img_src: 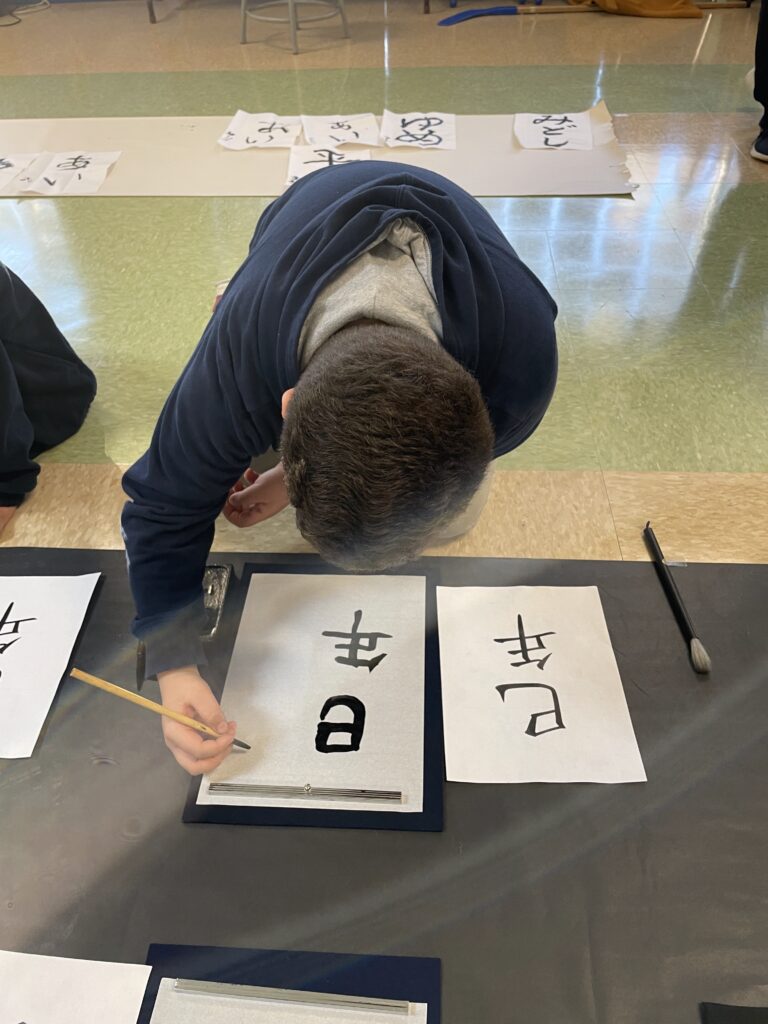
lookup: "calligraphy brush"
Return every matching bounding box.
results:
[643,522,711,675]
[70,667,251,749]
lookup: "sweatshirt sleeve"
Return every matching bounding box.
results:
[121,308,278,677]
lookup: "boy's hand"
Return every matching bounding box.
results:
[157,666,236,775]
[223,464,290,528]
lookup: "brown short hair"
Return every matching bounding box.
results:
[281,322,494,571]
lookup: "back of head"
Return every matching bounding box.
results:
[281,322,494,571]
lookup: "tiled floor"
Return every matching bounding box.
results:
[1,0,766,562]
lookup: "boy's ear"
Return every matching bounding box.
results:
[281,388,295,419]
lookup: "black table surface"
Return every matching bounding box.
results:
[1,548,767,1024]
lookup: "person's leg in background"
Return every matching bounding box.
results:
[752,0,768,160]
[0,263,97,535]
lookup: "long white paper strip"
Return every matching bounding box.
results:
[150,976,428,1023]
[300,113,380,147]
[380,110,456,150]
[0,106,633,197]
[0,949,151,1024]
[21,151,121,195]
[218,110,301,149]
[286,145,371,187]
[198,573,426,812]
[514,111,593,151]
[436,586,646,784]
[0,573,100,758]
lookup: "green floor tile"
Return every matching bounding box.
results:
[0,64,758,121]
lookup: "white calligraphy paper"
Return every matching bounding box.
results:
[0,153,39,191]
[380,110,456,150]
[436,586,646,784]
[218,110,301,149]
[286,146,371,187]
[198,573,425,812]
[150,977,429,1024]
[514,112,593,150]
[0,573,100,758]
[300,113,380,147]
[0,949,150,1024]
[21,151,121,195]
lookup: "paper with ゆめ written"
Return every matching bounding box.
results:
[150,977,429,1024]
[514,111,593,150]
[380,110,456,149]
[285,146,371,187]
[0,949,151,1024]
[436,586,646,784]
[0,573,100,758]
[21,151,121,194]
[198,573,425,812]
[0,153,40,191]
[300,113,380,147]
[218,110,301,149]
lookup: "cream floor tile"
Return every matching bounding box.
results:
[0,464,127,550]
[424,470,622,561]
[604,471,768,563]
[0,0,759,74]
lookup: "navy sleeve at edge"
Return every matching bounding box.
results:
[121,308,275,677]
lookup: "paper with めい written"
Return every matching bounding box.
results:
[218,110,301,149]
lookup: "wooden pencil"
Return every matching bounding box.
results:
[70,667,250,750]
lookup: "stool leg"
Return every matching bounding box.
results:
[240,0,248,43]
[146,0,157,23]
[288,0,299,53]
[337,0,350,37]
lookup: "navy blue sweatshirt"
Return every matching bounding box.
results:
[122,162,558,675]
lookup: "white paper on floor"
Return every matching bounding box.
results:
[0,105,634,197]
[300,113,380,147]
[150,977,429,1024]
[436,586,646,784]
[198,573,426,812]
[380,110,457,150]
[514,111,593,150]
[21,151,121,195]
[0,153,40,192]
[0,573,100,758]
[286,145,371,186]
[0,949,151,1024]
[218,110,301,149]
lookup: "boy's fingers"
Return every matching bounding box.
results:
[168,744,232,776]
[162,719,234,760]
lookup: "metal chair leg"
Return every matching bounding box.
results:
[240,0,248,43]
[337,0,350,37]
[146,0,157,23]
[289,0,299,52]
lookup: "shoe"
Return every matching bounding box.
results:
[751,130,768,162]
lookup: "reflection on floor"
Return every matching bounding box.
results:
[1,3,766,562]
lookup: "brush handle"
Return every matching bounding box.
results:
[70,668,250,750]
[643,523,697,642]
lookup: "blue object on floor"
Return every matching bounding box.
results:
[439,5,519,23]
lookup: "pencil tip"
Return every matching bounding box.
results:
[233,739,251,750]
[690,637,711,675]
